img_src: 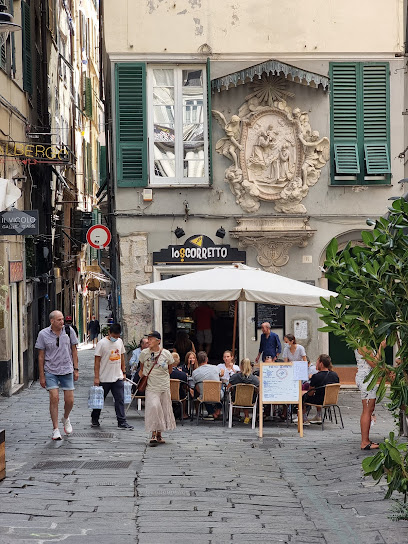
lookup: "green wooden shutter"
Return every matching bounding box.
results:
[364,143,390,174]
[22,1,32,95]
[207,57,212,185]
[115,63,147,187]
[330,63,359,174]
[9,0,15,77]
[87,142,93,193]
[0,43,6,71]
[99,144,107,183]
[334,143,360,173]
[85,77,93,118]
[362,64,390,173]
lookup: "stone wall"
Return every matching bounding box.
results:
[119,232,153,345]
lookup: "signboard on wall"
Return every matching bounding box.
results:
[9,261,23,283]
[0,142,70,164]
[153,235,246,265]
[255,303,285,329]
[0,210,39,235]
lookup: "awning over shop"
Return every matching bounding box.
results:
[211,59,329,93]
[136,263,337,308]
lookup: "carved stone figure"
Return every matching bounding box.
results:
[212,75,329,214]
[212,112,242,170]
[298,130,330,188]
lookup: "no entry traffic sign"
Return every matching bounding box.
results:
[86,224,111,249]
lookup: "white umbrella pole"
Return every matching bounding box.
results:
[231,300,238,358]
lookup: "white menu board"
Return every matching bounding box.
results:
[261,363,300,403]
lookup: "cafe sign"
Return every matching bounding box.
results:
[0,210,39,235]
[153,235,246,265]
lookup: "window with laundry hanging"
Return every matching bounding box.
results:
[330,62,391,185]
[114,62,212,188]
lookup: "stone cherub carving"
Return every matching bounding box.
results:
[212,112,242,170]
[299,130,330,187]
[212,75,329,214]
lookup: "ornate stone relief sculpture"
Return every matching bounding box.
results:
[212,75,329,214]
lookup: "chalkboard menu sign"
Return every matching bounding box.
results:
[255,303,285,329]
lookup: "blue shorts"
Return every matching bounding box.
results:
[45,371,75,391]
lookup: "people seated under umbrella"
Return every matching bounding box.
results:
[229,358,259,424]
[217,350,240,384]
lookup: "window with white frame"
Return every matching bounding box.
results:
[148,66,208,185]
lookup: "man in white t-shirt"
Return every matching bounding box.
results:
[91,323,134,430]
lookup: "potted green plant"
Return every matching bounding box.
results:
[317,197,408,515]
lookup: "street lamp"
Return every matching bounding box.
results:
[0,4,21,46]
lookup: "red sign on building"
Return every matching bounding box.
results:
[9,261,23,283]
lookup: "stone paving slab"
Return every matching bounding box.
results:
[0,345,407,543]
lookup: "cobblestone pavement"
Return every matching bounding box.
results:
[0,345,407,544]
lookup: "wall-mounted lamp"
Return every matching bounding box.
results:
[0,4,21,46]
[398,178,408,184]
[215,226,226,239]
[174,226,185,239]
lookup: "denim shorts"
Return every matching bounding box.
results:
[45,371,75,391]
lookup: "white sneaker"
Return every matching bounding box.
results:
[61,417,73,435]
[309,415,322,424]
[52,428,62,440]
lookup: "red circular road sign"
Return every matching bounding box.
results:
[86,224,111,249]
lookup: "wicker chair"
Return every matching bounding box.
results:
[195,380,224,425]
[305,383,344,430]
[170,379,189,425]
[228,384,258,429]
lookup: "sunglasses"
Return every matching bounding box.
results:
[56,337,59,347]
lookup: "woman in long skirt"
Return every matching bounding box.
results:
[139,331,176,446]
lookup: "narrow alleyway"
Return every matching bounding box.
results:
[0,345,407,544]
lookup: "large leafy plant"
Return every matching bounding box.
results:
[317,197,408,508]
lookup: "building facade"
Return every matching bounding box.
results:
[103,0,406,364]
[0,0,103,395]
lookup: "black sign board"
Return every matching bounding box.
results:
[255,303,285,329]
[0,210,39,235]
[153,235,246,265]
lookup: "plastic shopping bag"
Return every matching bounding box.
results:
[123,380,132,404]
[88,385,104,410]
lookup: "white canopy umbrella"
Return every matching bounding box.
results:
[136,263,337,307]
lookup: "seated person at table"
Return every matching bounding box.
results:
[191,351,222,420]
[129,337,149,381]
[229,358,259,424]
[302,354,339,425]
[182,350,198,376]
[282,334,307,362]
[170,353,188,381]
[217,350,240,383]
[302,356,318,391]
